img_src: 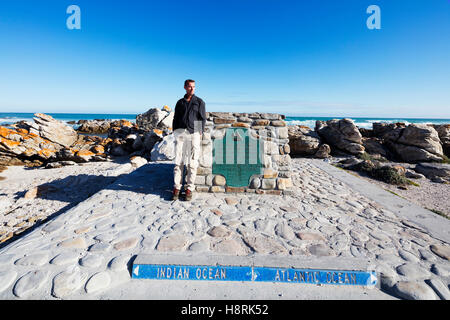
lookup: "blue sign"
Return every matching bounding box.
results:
[132,263,377,287]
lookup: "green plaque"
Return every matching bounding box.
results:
[212,128,263,187]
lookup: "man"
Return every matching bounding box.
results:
[172,79,206,201]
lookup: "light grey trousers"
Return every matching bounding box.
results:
[173,129,201,191]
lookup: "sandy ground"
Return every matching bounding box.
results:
[0,158,134,245]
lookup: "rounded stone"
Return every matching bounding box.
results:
[80,254,103,268]
[396,263,431,279]
[85,271,111,294]
[113,237,139,251]
[296,232,326,242]
[430,244,450,260]
[249,177,261,189]
[50,252,81,266]
[188,240,210,252]
[0,270,17,293]
[13,270,49,298]
[308,244,334,257]
[207,226,231,238]
[14,253,48,267]
[211,239,248,255]
[58,237,87,249]
[108,255,131,271]
[52,267,88,298]
[394,281,438,300]
[156,234,189,252]
[213,175,226,186]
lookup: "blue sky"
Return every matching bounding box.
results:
[0,0,449,117]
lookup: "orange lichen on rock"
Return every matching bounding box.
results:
[0,137,21,148]
[0,126,13,138]
[163,105,172,112]
[120,120,133,127]
[76,150,95,157]
[153,129,163,136]
[38,149,54,158]
[91,145,105,154]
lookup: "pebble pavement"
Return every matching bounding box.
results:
[0,158,449,300]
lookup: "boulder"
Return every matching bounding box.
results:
[136,107,174,131]
[413,163,450,183]
[150,134,175,161]
[315,119,365,155]
[433,124,450,157]
[372,122,406,138]
[287,126,321,156]
[77,120,112,134]
[383,124,444,163]
[29,113,78,148]
[362,137,390,158]
[314,144,331,158]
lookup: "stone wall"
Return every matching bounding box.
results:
[194,112,293,195]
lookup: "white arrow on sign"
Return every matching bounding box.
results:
[133,266,139,276]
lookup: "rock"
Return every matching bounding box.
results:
[433,124,450,156]
[362,137,389,157]
[211,239,248,255]
[156,234,189,251]
[77,120,112,134]
[85,271,111,294]
[50,252,81,266]
[250,177,261,189]
[288,126,321,156]
[314,144,331,158]
[52,267,88,298]
[30,113,78,147]
[308,244,335,257]
[113,237,139,251]
[136,107,174,131]
[372,122,406,138]
[383,124,444,162]
[396,263,431,279]
[130,156,147,168]
[188,240,210,252]
[0,270,17,293]
[393,281,438,300]
[58,237,87,249]
[213,175,226,186]
[14,253,48,266]
[274,222,295,240]
[150,134,175,161]
[315,119,365,155]
[207,226,231,238]
[414,163,450,183]
[13,270,49,298]
[425,278,450,300]
[430,244,450,260]
[296,232,326,242]
[108,255,131,271]
[243,235,288,254]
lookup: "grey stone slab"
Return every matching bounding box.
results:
[0,270,17,293]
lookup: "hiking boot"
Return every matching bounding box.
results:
[172,188,180,200]
[185,189,193,201]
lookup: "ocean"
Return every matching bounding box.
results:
[1,112,449,130]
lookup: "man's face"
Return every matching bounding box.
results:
[184,81,195,96]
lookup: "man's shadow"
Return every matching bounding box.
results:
[2,162,178,250]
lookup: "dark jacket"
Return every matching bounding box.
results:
[172,94,206,134]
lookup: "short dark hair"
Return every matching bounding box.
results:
[184,79,195,86]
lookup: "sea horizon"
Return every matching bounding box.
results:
[1,112,449,130]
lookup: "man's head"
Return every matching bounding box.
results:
[184,79,195,96]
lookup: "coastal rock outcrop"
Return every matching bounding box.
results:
[433,124,450,157]
[382,124,444,163]
[0,114,109,166]
[136,106,174,131]
[315,118,365,155]
[287,125,321,156]
[150,134,175,161]
[19,113,78,148]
